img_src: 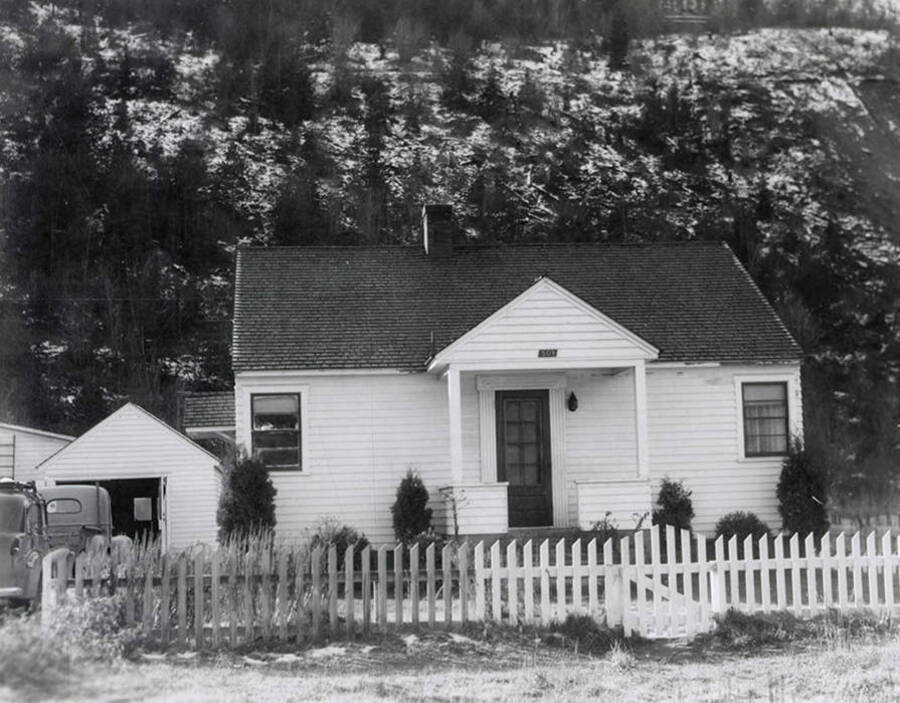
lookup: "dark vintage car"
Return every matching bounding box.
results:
[0,479,49,609]
[41,485,113,555]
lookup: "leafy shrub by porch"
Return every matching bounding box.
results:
[307,516,370,569]
[391,469,433,542]
[715,512,771,557]
[217,455,277,540]
[715,512,771,543]
[777,441,829,536]
[651,478,694,532]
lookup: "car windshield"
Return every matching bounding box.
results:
[0,495,25,532]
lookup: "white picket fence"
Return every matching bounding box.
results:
[42,526,900,646]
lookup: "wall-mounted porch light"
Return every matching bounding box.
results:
[567,392,578,412]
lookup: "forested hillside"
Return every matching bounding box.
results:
[0,0,898,511]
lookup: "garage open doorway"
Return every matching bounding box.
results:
[58,478,163,543]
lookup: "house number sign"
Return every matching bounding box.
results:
[538,349,558,358]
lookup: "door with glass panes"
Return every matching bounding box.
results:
[496,390,553,527]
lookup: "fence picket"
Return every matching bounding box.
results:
[177,555,188,647]
[426,543,436,626]
[850,533,863,610]
[727,536,739,612]
[635,531,648,636]
[666,526,677,632]
[571,539,582,615]
[294,548,306,644]
[759,536,771,613]
[160,555,171,647]
[260,548,272,641]
[696,533,709,631]
[506,542,518,625]
[273,549,285,641]
[587,538,598,618]
[459,543,469,624]
[712,536,726,616]
[620,534,632,636]
[539,540,551,627]
[345,546,355,638]
[394,544,404,628]
[443,545,452,627]
[311,547,322,640]
[522,540,533,624]
[883,532,894,613]
[211,551,221,648]
[410,543,420,626]
[821,533,832,611]
[774,534,786,611]
[743,535,755,614]
[805,534,818,616]
[75,553,86,600]
[243,548,255,645]
[650,527,664,635]
[194,550,205,648]
[124,555,135,626]
[491,541,502,623]
[682,530,695,634]
[377,546,388,630]
[866,532,878,608]
[789,534,802,614]
[555,540,567,624]
[474,542,485,622]
[836,533,848,612]
[328,545,338,634]
[143,554,155,637]
[361,546,371,634]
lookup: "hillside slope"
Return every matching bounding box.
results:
[0,4,897,506]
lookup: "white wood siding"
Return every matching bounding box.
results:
[564,370,638,525]
[236,373,453,544]
[39,405,221,549]
[433,279,656,367]
[0,429,71,484]
[576,479,652,530]
[646,364,802,534]
[436,483,508,535]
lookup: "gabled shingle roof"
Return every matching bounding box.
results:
[233,242,801,372]
[181,392,235,429]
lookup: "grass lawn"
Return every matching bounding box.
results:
[5,616,900,703]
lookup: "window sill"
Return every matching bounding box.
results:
[736,454,788,463]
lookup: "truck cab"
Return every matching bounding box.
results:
[0,479,49,609]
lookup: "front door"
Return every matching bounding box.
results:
[496,390,553,527]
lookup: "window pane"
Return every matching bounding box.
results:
[253,395,299,430]
[743,383,788,456]
[743,384,786,403]
[258,448,299,467]
[252,394,301,469]
[253,430,300,449]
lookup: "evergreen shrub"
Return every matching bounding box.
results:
[217,455,277,540]
[391,469,433,542]
[777,440,829,536]
[652,478,694,532]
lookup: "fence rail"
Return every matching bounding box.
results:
[42,526,900,647]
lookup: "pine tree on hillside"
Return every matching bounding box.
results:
[607,2,630,70]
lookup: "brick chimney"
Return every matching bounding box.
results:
[422,204,455,258]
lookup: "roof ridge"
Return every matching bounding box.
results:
[238,240,725,252]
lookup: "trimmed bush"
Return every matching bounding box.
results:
[217,455,277,540]
[715,511,772,542]
[652,478,694,531]
[777,440,829,536]
[308,516,370,560]
[391,469,433,542]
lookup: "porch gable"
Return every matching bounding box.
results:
[428,277,659,373]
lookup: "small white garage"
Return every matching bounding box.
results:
[37,403,223,550]
[0,422,73,484]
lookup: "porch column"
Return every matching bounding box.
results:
[447,366,464,484]
[633,361,650,478]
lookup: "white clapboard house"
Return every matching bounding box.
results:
[184,206,803,544]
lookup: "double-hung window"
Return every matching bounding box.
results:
[252,394,301,470]
[741,382,789,457]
